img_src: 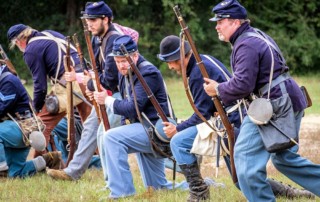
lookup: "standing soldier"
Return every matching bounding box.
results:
[204,0,320,200]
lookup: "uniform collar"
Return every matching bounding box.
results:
[229,21,250,45]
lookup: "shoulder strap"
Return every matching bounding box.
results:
[99,30,120,63]
[235,30,287,99]
[203,55,230,81]
[28,31,76,83]
[138,60,175,120]
[237,30,286,66]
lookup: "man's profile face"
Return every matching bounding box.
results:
[167,60,182,75]
[215,18,238,42]
[85,18,107,37]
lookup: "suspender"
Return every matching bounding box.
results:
[235,29,291,97]
[28,31,76,83]
[138,61,175,120]
[99,30,119,63]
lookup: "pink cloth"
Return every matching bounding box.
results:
[113,23,139,44]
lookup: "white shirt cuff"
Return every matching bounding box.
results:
[105,96,115,113]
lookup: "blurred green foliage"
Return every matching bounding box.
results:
[1,0,320,81]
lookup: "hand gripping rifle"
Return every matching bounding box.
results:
[64,36,76,166]
[72,33,100,122]
[173,5,238,184]
[119,45,176,140]
[81,18,110,131]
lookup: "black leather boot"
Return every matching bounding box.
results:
[180,162,210,202]
[268,178,315,199]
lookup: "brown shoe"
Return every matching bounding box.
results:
[0,170,8,178]
[42,151,63,169]
[46,169,73,181]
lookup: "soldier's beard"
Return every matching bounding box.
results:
[218,33,226,42]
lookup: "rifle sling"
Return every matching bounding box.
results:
[179,34,218,132]
[127,61,174,160]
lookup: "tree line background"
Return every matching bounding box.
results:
[1,0,320,81]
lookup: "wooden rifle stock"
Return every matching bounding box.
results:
[0,45,17,76]
[65,37,76,166]
[72,33,89,71]
[72,33,101,123]
[119,45,168,122]
[81,18,110,131]
[173,5,238,184]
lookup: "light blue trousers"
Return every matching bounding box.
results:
[170,125,198,165]
[103,123,174,198]
[64,92,122,180]
[235,111,320,202]
[97,92,122,185]
[0,120,37,178]
[50,117,101,169]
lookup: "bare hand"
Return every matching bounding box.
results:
[203,78,219,97]
[93,90,108,105]
[82,70,91,86]
[64,66,76,82]
[162,122,177,138]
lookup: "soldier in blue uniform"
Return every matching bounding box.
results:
[0,64,62,178]
[7,24,92,157]
[47,1,122,185]
[159,35,314,201]
[204,0,320,201]
[97,35,175,199]
[158,35,240,201]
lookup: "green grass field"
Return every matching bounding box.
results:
[1,76,319,201]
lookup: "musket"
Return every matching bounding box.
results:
[64,36,76,166]
[0,45,17,76]
[72,33,101,123]
[81,18,110,131]
[49,77,93,107]
[72,33,89,71]
[173,5,238,184]
[120,45,177,186]
[120,45,169,123]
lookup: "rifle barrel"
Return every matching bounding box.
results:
[81,18,110,131]
[173,5,238,184]
[120,45,169,123]
[65,36,76,166]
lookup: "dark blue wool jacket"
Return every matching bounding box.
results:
[177,54,240,132]
[0,66,30,119]
[89,24,120,93]
[23,30,80,112]
[218,22,306,112]
[114,56,170,125]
